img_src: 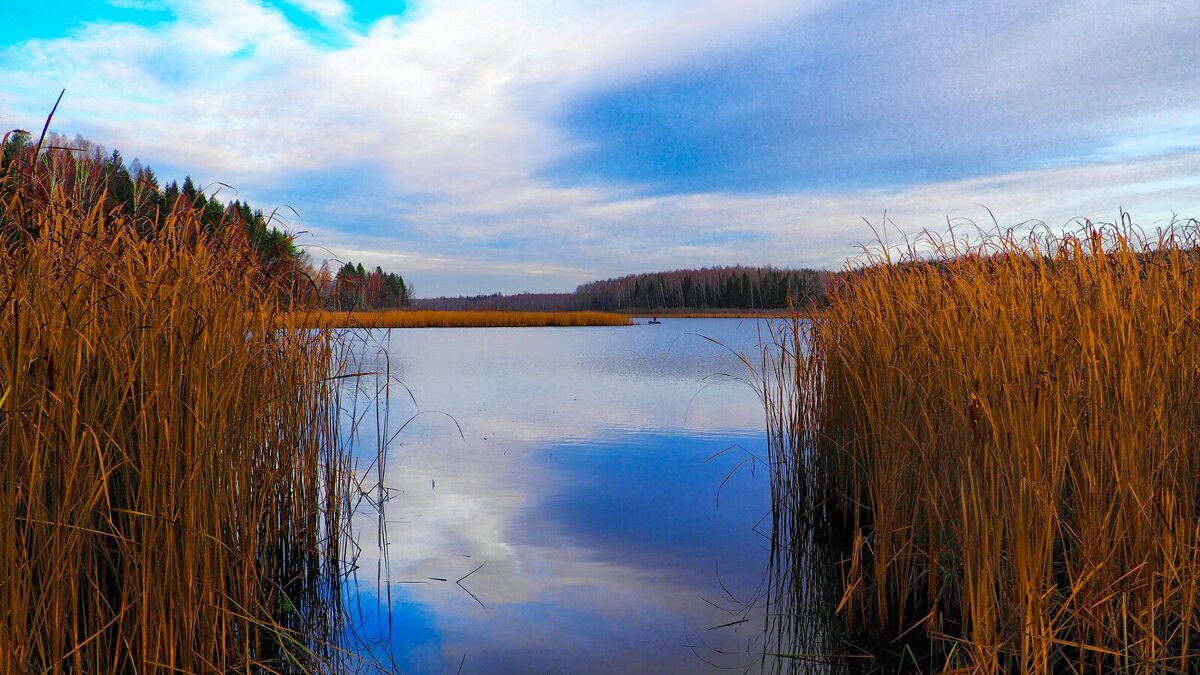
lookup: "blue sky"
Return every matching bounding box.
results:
[3,1,1199,295]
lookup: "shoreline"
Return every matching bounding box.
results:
[287,309,633,328]
[620,308,821,319]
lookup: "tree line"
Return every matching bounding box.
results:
[411,292,574,311]
[575,265,831,311]
[319,261,412,309]
[416,266,835,311]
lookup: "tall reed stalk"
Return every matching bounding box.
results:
[1,135,351,671]
[768,219,1200,673]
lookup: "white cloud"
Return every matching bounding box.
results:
[2,1,827,196]
[2,0,1199,296]
[288,0,350,23]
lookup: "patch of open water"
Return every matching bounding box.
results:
[338,318,822,673]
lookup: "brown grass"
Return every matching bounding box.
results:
[1,138,349,671]
[292,309,633,328]
[767,220,1200,673]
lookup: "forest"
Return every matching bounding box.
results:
[410,292,575,311]
[325,261,412,309]
[574,266,832,311]
[414,266,833,311]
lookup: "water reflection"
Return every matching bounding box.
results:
[338,319,845,673]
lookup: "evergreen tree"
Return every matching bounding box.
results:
[163,180,181,209]
[181,176,198,203]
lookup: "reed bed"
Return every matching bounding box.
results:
[294,309,632,328]
[767,219,1200,673]
[1,138,350,671]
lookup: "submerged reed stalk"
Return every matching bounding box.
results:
[757,316,868,674]
[770,219,1200,673]
[1,137,348,671]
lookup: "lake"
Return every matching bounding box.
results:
[337,318,833,673]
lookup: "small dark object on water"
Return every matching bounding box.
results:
[648,317,661,324]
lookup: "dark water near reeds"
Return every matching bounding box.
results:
[338,319,846,673]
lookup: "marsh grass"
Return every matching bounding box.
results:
[1,134,352,671]
[767,218,1200,672]
[295,309,632,328]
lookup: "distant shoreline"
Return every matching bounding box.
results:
[618,308,807,319]
[284,307,825,326]
[286,309,633,328]
[283,307,823,328]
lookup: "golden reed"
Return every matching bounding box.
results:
[1,138,348,671]
[771,219,1200,673]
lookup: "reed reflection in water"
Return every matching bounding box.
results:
[758,319,874,675]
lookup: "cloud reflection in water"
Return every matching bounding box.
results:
[342,320,780,673]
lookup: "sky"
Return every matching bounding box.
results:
[2,1,1199,296]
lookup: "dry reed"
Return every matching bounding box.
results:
[768,218,1200,673]
[1,136,350,671]
[293,309,632,328]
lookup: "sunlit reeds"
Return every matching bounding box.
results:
[767,218,1200,672]
[293,309,633,328]
[1,137,349,671]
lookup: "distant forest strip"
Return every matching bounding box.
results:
[290,309,633,328]
[414,266,836,311]
[410,292,575,311]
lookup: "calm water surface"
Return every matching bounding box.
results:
[341,319,788,673]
